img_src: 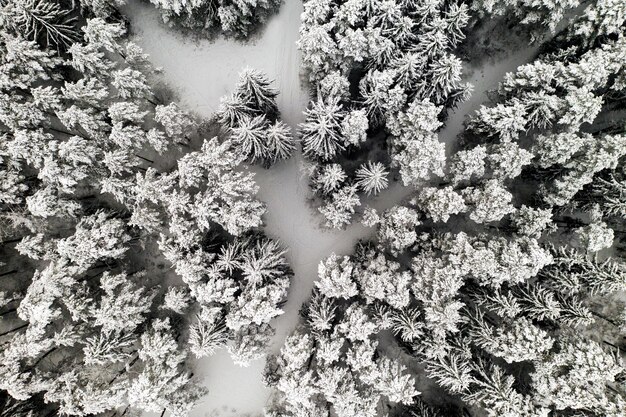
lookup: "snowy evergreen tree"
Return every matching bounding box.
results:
[300,96,346,161]
[462,180,515,224]
[316,253,358,300]
[318,184,361,228]
[376,206,421,254]
[0,0,79,49]
[416,186,467,223]
[531,336,624,414]
[218,68,295,167]
[355,161,389,195]
[510,205,553,238]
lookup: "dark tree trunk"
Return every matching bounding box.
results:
[0,322,27,337]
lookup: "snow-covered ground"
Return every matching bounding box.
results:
[123,1,538,415]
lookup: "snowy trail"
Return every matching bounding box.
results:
[123,2,537,415]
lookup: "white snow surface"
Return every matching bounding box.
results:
[123,1,537,415]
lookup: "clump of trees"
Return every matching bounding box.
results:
[0,2,293,415]
[269,2,626,416]
[271,209,626,416]
[107,138,293,366]
[1,211,206,416]
[2,0,626,416]
[472,0,625,38]
[264,289,420,417]
[72,0,283,38]
[297,0,472,228]
[470,0,581,33]
[141,0,282,38]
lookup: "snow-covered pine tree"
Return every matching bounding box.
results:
[0,0,79,49]
[300,95,346,161]
[218,68,295,166]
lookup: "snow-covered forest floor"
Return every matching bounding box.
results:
[122,1,540,415]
